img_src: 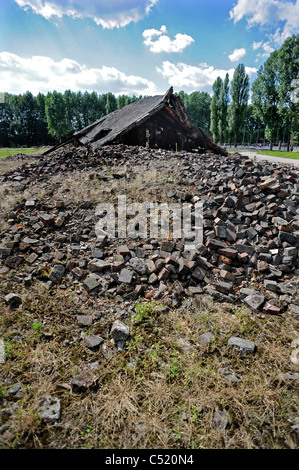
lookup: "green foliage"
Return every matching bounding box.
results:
[209,73,230,144]
[177,90,211,132]
[31,322,42,331]
[219,73,230,142]
[0,91,50,147]
[252,51,281,149]
[45,90,70,142]
[4,340,15,358]
[277,35,299,109]
[165,353,184,383]
[277,34,299,147]
[242,105,264,145]
[251,34,299,147]
[210,76,223,142]
[80,425,95,444]
[190,405,202,424]
[228,64,250,146]
[0,384,8,399]
[105,92,117,115]
[0,90,143,147]
[132,299,154,324]
[186,91,211,131]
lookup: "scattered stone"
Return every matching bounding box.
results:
[27,253,39,264]
[243,293,265,311]
[219,367,241,384]
[84,335,104,351]
[158,267,170,281]
[83,274,102,292]
[25,199,36,209]
[149,273,158,284]
[0,247,12,257]
[77,315,93,326]
[38,396,61,423]
[0,338,5,364]
[90,250,104,259]
[177,337,193,351]
[129,257,149,275]
[228,336,257,355]
[215,281,233,295]
[4,293,22,308]
[117,245,130,257]
[284,247,297,257]
[220,269,235,281]
[22,236,39,246]
[281,371,299,383]
[197,332,215,347]
[192,266,206,281]
[118,268,133,284]
[212,410,229,429]
[49,265,65,283]
[1,144,299,423]
[264,280,278,292]
[88,259,111,272]
[218,248,237,259]
[260,177,277,189]
[40,213,55,226]
[110,320,130,350]
[263,303,281,314]
[290,349,299,365]
[71,369,98,393]
[289,304,299,317]
[279,284,296,295]
[7,383,22,398]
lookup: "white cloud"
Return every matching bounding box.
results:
[156,61,257,93]
[252,41,262,50]
[14,0,158,28]
[260,42,275,56]
[252,40,276,60]
[142,25,194,53]
[229,0,299,45]
[0,52,157,96]
[228,48,247,62]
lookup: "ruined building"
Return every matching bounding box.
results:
[44,87,227,156]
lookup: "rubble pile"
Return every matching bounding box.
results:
[1,144,299,317]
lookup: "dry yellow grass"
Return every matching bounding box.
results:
[0,158,299,450]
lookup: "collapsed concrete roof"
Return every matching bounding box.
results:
[44,87,227,156]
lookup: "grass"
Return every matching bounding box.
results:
[0,282,298,449]
[0,147,44,159]
[227,149,299,159]
[256,150,299,159]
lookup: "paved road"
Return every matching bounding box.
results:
[238,151,299,167]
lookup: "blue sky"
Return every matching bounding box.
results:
[0,0,298,97]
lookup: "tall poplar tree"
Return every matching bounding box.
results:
[251,51,280,150]
[210,76,222,143]
[276,34,299,150]
[218,73,230,143]
[45,91,70,143]
[228,64,249,147]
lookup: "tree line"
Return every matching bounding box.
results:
[0,90,142,147]
[0,34,297,150]
[0,86,212,148]
[207,34,298,149]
